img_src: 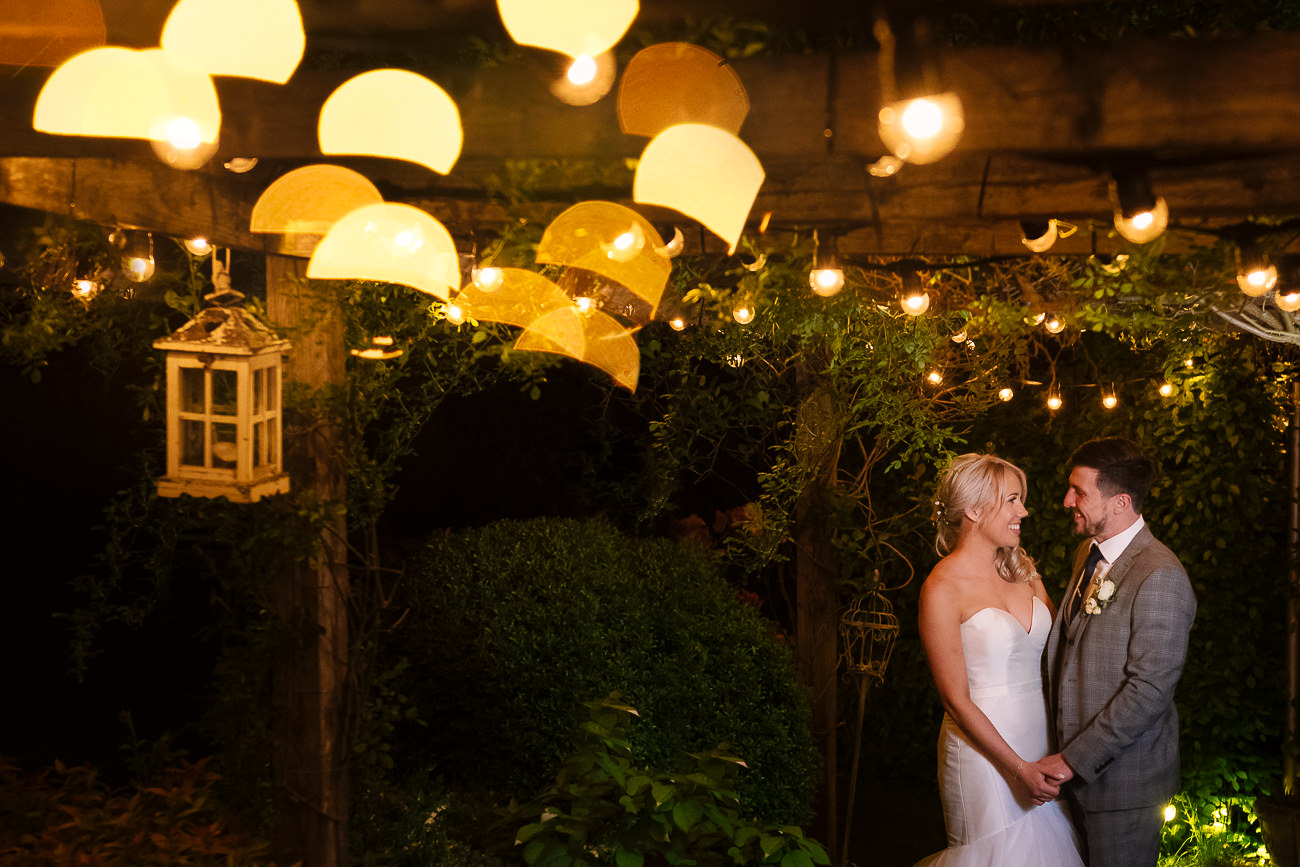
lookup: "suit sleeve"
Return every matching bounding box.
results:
[1060,556,1197,783]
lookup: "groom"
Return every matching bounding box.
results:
[1042,437,1197,867]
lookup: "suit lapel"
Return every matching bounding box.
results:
[1066,526,1154,639]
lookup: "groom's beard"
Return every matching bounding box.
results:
[1070,509,1108,538]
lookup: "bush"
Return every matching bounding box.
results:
[0,756,276,865]
[387,517,817,826]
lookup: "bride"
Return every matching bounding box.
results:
[914,454,1083,866]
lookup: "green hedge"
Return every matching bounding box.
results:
[387,517,818,825]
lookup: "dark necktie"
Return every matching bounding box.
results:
[1068,543,1104,622]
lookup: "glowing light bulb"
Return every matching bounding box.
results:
[167,116,202,151]
[669,316,686,331]
[184,236,213,256]
[1164,804,1176,823]
[732,303,755,325]
[901,291,930,316]
[1237,265,1278,296]
[868,155,903,177]
[810,268,845,297]
[1044,316,1065,334]
[567,54,597,86]
[1159,382,1174,397]
[926,369,943,385]
[951,330,967,343]
[1046,391,1063,411]
[124,255,156,282]
[726,353,744,367]
[473,266,503,291]
[444,303,465,325]
[1276,291,1300,312]
[997,387,1014,402]
[574,296,594,314]
[72,278,100,300]
[1102,391,1118,409]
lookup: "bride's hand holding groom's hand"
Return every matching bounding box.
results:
[1015,759,1066,805]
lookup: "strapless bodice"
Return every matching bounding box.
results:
[959,597,1050,700]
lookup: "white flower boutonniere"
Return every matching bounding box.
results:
[1083,564,1116,616]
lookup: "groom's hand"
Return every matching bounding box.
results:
[1039,753,1075,786]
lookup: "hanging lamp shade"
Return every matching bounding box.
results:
[154,302,291,503]
[617,42,748,137]
[633,123,764,255]
[0,0,104,68]
[496,0,637,59]
[250,165,384,236]
[161,0,304,84]
[536,201,670,312]
[516,307,640,391]
[34,46,220,146]
[318,69,462,175]
[307,202,461,301]
[455,268,573,328]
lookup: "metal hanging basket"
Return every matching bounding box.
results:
[839,590,900,685]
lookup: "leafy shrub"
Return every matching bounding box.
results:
[504,696,829,867]
[388,517,817,826]
[0,756,277,865]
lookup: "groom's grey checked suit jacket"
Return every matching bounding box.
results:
[1044,524,1197,811]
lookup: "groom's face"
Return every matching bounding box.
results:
[1064,465,1116,538]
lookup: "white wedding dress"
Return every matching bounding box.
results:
[915,597,1084,867]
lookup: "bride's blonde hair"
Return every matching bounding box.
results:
[933,453,1039,585]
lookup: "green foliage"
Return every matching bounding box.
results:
[504,697,829,867]
[0,756,278,865]
[389,517,817,826]
[1159,795,1267,867]
[352,769,505,867]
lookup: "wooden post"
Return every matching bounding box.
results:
[265,255,350,866]
[793,372,842,858]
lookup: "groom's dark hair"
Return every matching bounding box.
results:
[1069,437,1155,513]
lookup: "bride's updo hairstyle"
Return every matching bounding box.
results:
[933,453,1039,585]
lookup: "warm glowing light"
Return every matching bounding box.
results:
[656,227,685,258]
[726,353,744,368]
[183,236,213,256]
[574,296,595,314]
[1164,804,1176,823]
[633,123,764,255]
[1102,390,1118,409]
[926,369,944,386]
[444,303,466,325]
[551,51,616,105]
[878,92,964,165]
[868,155,903,177]
[1046,393,1063,411]
[537,202,669,310]
[319,69,463,175]
[1159,382,1174,397]
[71,278,100,300]
[161,0,305,84]
[496,0,637,60]
[997,387,1014,402]
[1113,197,1169,244]
[617,42,748,138]
[473,266,504,292]
[732,302,755,325]
[567,54,597,85]
[124,255,156,282]
[516,306,642,391]
[250,164,384,238]
[810,268,845,297]
[901,291,930,316]
[668,315,686,331]
[1237,265,1278,296]
[1184,358,1194,368]
[307,202,460,301]
[1276,291,1300,312]
[951,330,967,343]
[1044,316,1065,334]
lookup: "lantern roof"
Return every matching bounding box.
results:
[153,306,291,356]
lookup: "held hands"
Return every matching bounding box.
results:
[1013,756,1072,805]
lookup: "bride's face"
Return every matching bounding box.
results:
[975,480,1028,549]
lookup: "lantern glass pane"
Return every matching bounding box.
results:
[266,367,278,411]
[212,368,238,416]
[253,421,264,467]
[181,367,205,413]
[212,422,237,468]
[253,367,264,414]
[181,419,205,466]
[269,416,279,463]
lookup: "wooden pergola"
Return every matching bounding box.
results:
[3,3,1299,865]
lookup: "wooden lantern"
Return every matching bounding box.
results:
[153,290,291,502]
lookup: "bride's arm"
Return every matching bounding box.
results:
[919,576,1063,805]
